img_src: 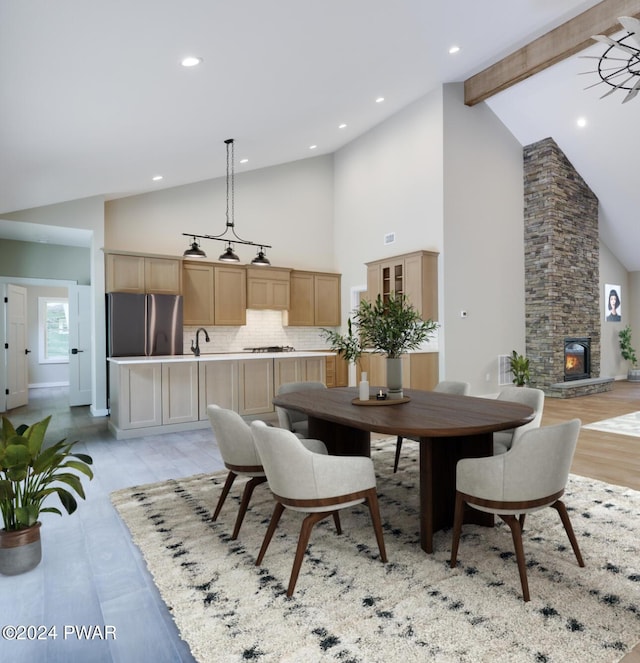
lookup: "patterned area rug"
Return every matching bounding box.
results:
[111,438,640,663]
[583,411,640,437]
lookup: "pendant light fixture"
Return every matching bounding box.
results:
[182,138,272,264]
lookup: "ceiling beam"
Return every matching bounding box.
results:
[464,0,640,106]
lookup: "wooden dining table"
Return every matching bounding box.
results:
[272,387,535,553]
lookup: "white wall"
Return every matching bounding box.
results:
[441,83,525,395]
[600,240,631,379]
[333,87,444,327]
[106,155,335,271]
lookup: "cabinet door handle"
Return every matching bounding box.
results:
[71,348,84,354]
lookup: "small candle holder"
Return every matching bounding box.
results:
[376,389,388,401]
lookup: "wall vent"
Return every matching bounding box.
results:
[498,354,513,386]
[383,232,395,245]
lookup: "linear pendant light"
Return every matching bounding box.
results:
[182,138,272,265]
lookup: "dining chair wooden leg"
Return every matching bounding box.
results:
[365,488,388,563]
[449,492,465,568]
[551,500,585,567]
[393,436,403,473]
[255,502,285,566]
[231,476,267,540]
[500,514,530,602]
[287,511,330,597]
[332,511,342,535]
[212,471,236,521]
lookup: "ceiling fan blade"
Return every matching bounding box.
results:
[592,34,639,56]
[622,76,640,103]
[618,16,640,48]
[599,74,635,98]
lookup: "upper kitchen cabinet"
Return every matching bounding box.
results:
[285,270,341,327]
[183,261,246,326]
[366,250,438,320]
[246,267,291,310]
[105,251,182,295]
[183,262,215,326]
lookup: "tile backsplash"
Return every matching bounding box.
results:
[183,309,332,354]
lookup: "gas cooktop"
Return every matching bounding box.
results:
[243,345,296,353]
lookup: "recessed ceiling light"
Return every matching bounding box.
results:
[152,175,163,181]
[339,123,347,129]
[181,56,203,67]
[239,158,248,164]
[449,45,460,54]
[577,117,587,128]
[376,97,385,103]
[309,145,318,150]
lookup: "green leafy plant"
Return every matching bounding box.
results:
[509,350,530,386]
[0,415,93,532]
[321,317,363,365]
[322,292,438,360]
[618,325,638,368]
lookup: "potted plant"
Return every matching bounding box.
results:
[0,415,93,575]
[509,350,530,386]
[618,325,640,382]
[323,293,438,399]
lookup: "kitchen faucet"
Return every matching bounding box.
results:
[191,327,210,356]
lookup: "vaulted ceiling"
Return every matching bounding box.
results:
[1,1,638,269]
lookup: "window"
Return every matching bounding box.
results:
[38,297,69,364]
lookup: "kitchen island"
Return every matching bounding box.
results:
[107,351,334,439]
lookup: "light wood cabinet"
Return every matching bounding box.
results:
[105,251,181,294]
[325,353,349,388]
[274,356,326,392]
[198,360,239,419]
[238,358,274,415]
[161,361,199,425]
[357,352,438,391]
[183,262,215,325]
[109,362,162,430]
[215,265,247,325]
[246,267,291,310]
[366,250,438,320]
[182,261,246,326]
[286,270,341,327]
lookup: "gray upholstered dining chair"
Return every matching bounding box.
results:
[207,404,327,539]
[493,386,545,454]
[275,380,327,438]
[207,404,268,540]
[393,380,471,473]
[449,418,585,602]
[250,420,388,597]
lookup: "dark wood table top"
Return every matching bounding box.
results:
[273,387,535,438]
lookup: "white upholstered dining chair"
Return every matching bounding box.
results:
[207,404,327,539]
[393,380,471,473]
[449,418,585,602]
[493,386,545,454]
[250,420,388,597]
[275,381,327,438]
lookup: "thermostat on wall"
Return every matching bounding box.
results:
[384,232,396,245]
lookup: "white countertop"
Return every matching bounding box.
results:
[108,351,336,364]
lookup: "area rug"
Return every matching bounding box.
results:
[111,438,640,663]
[583,411,640,437]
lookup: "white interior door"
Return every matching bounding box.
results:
[6,284,29,410]
[68,285,92,406]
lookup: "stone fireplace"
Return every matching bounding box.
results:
[523,138,612,398]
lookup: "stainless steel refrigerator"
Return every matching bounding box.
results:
[106,293,183,356]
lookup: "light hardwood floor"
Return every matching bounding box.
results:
[542,379,640,491]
